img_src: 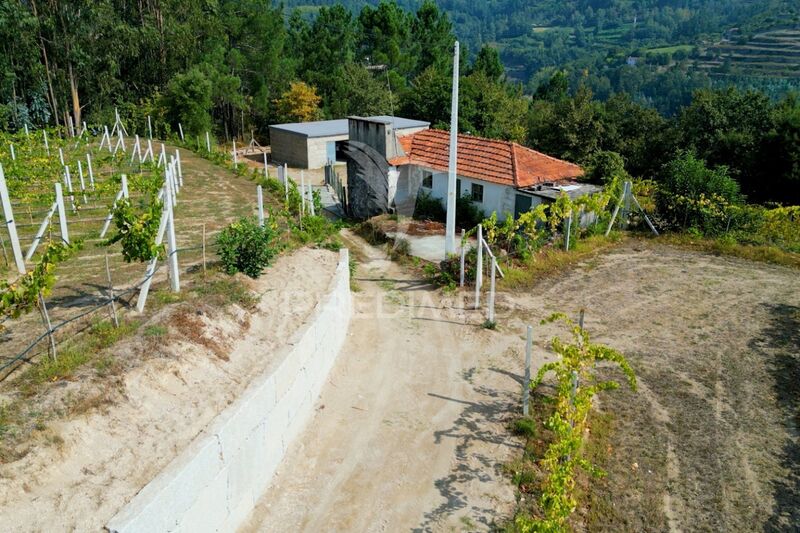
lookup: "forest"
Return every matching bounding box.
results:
[0,0,798,205]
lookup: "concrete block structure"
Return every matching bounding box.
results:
[269,115,429,169]
[107,249,353,533]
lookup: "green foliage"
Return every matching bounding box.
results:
[216,217,278,279]
[413,191,446,221]
[103,199,165,263]
[516,313,636,531]
[0,241,83,323]
[162,68,213,136]
[585,150,628,184]
[656,150,742,233]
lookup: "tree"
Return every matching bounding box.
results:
[461,71,528,142]
[411,0,455,75]
[274,81,322,123]
[328,64,398,118]
[162,68,213,136]
[471,45,504,81]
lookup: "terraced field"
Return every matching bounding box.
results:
[701,28,800,79]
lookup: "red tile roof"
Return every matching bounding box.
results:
[389,129,583,188]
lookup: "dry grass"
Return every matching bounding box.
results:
[655,233,800,268]
[499,233,627,289]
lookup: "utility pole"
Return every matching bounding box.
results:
[445,41,460,256]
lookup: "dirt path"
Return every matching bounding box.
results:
[0,248,338,532]
[242,232,528,532]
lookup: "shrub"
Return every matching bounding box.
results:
[456,194,485,229]
[656,150,742,233]
[216,217,278,278]
[414,191,446,221]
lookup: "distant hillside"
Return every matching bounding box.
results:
[284,0,800,112]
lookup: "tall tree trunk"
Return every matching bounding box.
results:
[30,0,59,127]
[68,62,81,128]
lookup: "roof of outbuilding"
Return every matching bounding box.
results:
[389,129,583,188]
[269,116,430,139]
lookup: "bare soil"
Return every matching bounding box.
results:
[499,240,800,532]
[242,230,529,532]
[0,248,338,532]
[244,238,799,532]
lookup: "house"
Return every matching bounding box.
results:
[387,128,589,221]
[269,115,429,169]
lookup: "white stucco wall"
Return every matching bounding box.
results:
[411,167,543,221]
[107,249,352,533]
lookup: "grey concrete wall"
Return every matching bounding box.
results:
[307,135,347,169]
[349,118,389,158]
[269,128,309,168]
[107,249,352,533]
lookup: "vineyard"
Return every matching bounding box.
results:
[0,125,289,378]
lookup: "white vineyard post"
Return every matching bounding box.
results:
[54,182,69,244]
[147,115,153,140]
[63,166,76,212]
[206,131,211,152]
[0,164,27,273]
[158,143,166,167]
[77,160,87,204]
[283,164,288,202]
[43,130,49,155]
[86,153,95,190]
[81,121,87,137]
[474,224,483,309]
[232,141,237,168]
[300,170,306,216]
[144,139,154,163]
[564,211,572,250]
[24,124,29,136]
[178,122,184,141]
[459,228,466,287]
[263,152,268,178]
[488,256,496,323]
[99,175,128,238]
[165,177,180,293]
[523,325,532,416]
[131,135,141,164]
[176,150,183,187]
[68,115,75,137]
[308,184,315,216]
[9,143,15,161]
[58,147,65,166]
[26,200,57,260]
[257,185,264,227]
[136,186,169,312]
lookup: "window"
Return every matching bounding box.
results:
[421,172,433,189]
[471,183,484,203]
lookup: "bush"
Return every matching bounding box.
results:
[656,150,742,233]
[456,194,485,229]
[216,217,278,278]
[413,191,446,221]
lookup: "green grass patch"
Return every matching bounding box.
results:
[647,44,693,55]
[143,324,168,337]
[192,276,259,309]
[656,233,800,268]
[500,233,626,289]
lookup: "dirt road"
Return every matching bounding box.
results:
[242,233,529,532]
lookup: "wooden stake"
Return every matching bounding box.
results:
[105,254,119,327]
[202,223,207,275]
[523,325,532,416]
[38,292,56,360]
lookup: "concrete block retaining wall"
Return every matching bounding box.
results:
[107,249,352,533]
